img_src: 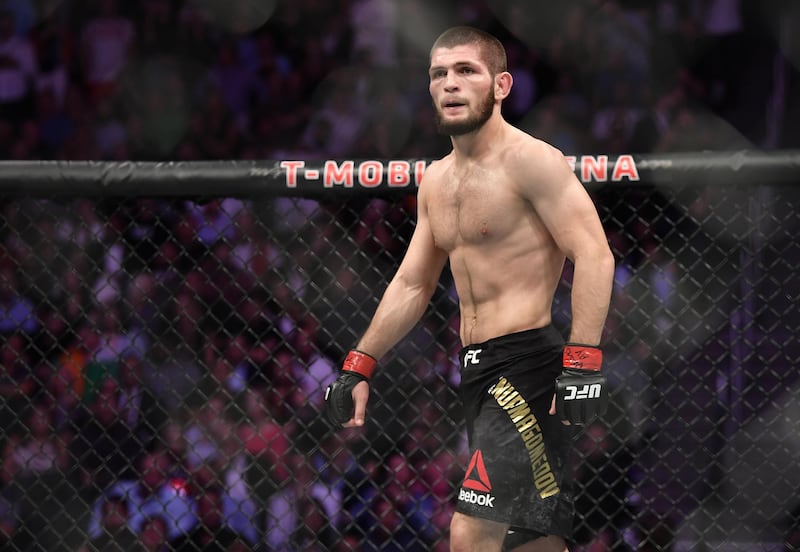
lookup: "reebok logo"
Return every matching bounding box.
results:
[459,488,495,507]
[459,450,496,508]
[463,450,491,492]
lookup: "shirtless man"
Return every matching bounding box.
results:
[325,26,615,552]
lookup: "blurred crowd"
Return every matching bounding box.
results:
[0,0,797,165]
[1,0,799,550]
[0,193,462,551]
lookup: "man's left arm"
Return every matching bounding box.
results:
[518,142,615,423]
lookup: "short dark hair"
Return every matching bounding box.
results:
[430,26,507,75]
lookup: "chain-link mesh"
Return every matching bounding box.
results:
[0,181,798,551]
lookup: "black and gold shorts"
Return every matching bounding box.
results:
[456,326,577,541]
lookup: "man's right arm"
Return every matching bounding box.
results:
[355,197,449,359]
[327,174,449,427]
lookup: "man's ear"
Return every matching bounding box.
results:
[495,71,513,100]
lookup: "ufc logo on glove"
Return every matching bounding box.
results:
[562,383,602,401]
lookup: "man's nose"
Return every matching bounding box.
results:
[443,72,459,90]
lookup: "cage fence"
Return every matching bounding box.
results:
[0,154,798,551]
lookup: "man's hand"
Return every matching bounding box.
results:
[324,350,376,427]
[552,343,608,425]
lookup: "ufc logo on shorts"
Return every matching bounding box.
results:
[463,349,482,367]
[564,383,602,400]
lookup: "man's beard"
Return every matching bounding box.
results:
[435,89,495,136]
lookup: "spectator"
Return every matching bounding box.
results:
[157,419,192,474]
[191,202,243,259]
[3,0,35,36]
[136,0,178,57]
[69,376,139,491]
[0,401,74,551]
[82,491,140,552]
[360,453,438,552]
[0,332,36,439]
[189,458,260,547]
[353,198,410,262]
[9,118,42,159]
[183,394,261,545]
[358,81,414,158]
[188,85,241,159]
[33,301,75,368]
[238,384,292,523]
[87,447,198,542]
[503,39,539,123]
[193,336,250,404]
[145,337,203,415]
[78,314,123,404]
[1,401,69,485]
[290,319,337,412]
[184,393,261,543]
[92,304,135,362]
[266,346,307,423]
[298,71,365,156]
[138,513,172,552]
[92,96,128,158]
[0,9,37,126]
[265,452,341,551]
[199,38,266,132]
[176,485,247,552]
[183,393,234,472]
[701,0,744,114]
[0,264,38,336]
[349,0,397,67]
[44,361,83,432]
[591,78,646,154]
[31,5,74,108]
[315,426,378,544]
[174,2,217,65]
[78,0,135,103]
[527,98,584,156]
[116,348,167,450]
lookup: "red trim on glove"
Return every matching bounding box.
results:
[342,349,377,379]
[563,343,603,371]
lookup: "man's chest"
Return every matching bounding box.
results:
[427,172,525,250]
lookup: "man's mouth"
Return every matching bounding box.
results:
[443,101,466,112]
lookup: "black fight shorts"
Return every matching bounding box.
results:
[456,326,577,541]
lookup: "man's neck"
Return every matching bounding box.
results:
[450,115,504,161]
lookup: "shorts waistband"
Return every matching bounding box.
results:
[459,325,564,359]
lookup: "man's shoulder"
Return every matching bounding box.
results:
[500,128,569,175]
[504,126,562,159]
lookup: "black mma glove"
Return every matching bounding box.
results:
[555,343,608,425]
[324,350,376,426]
